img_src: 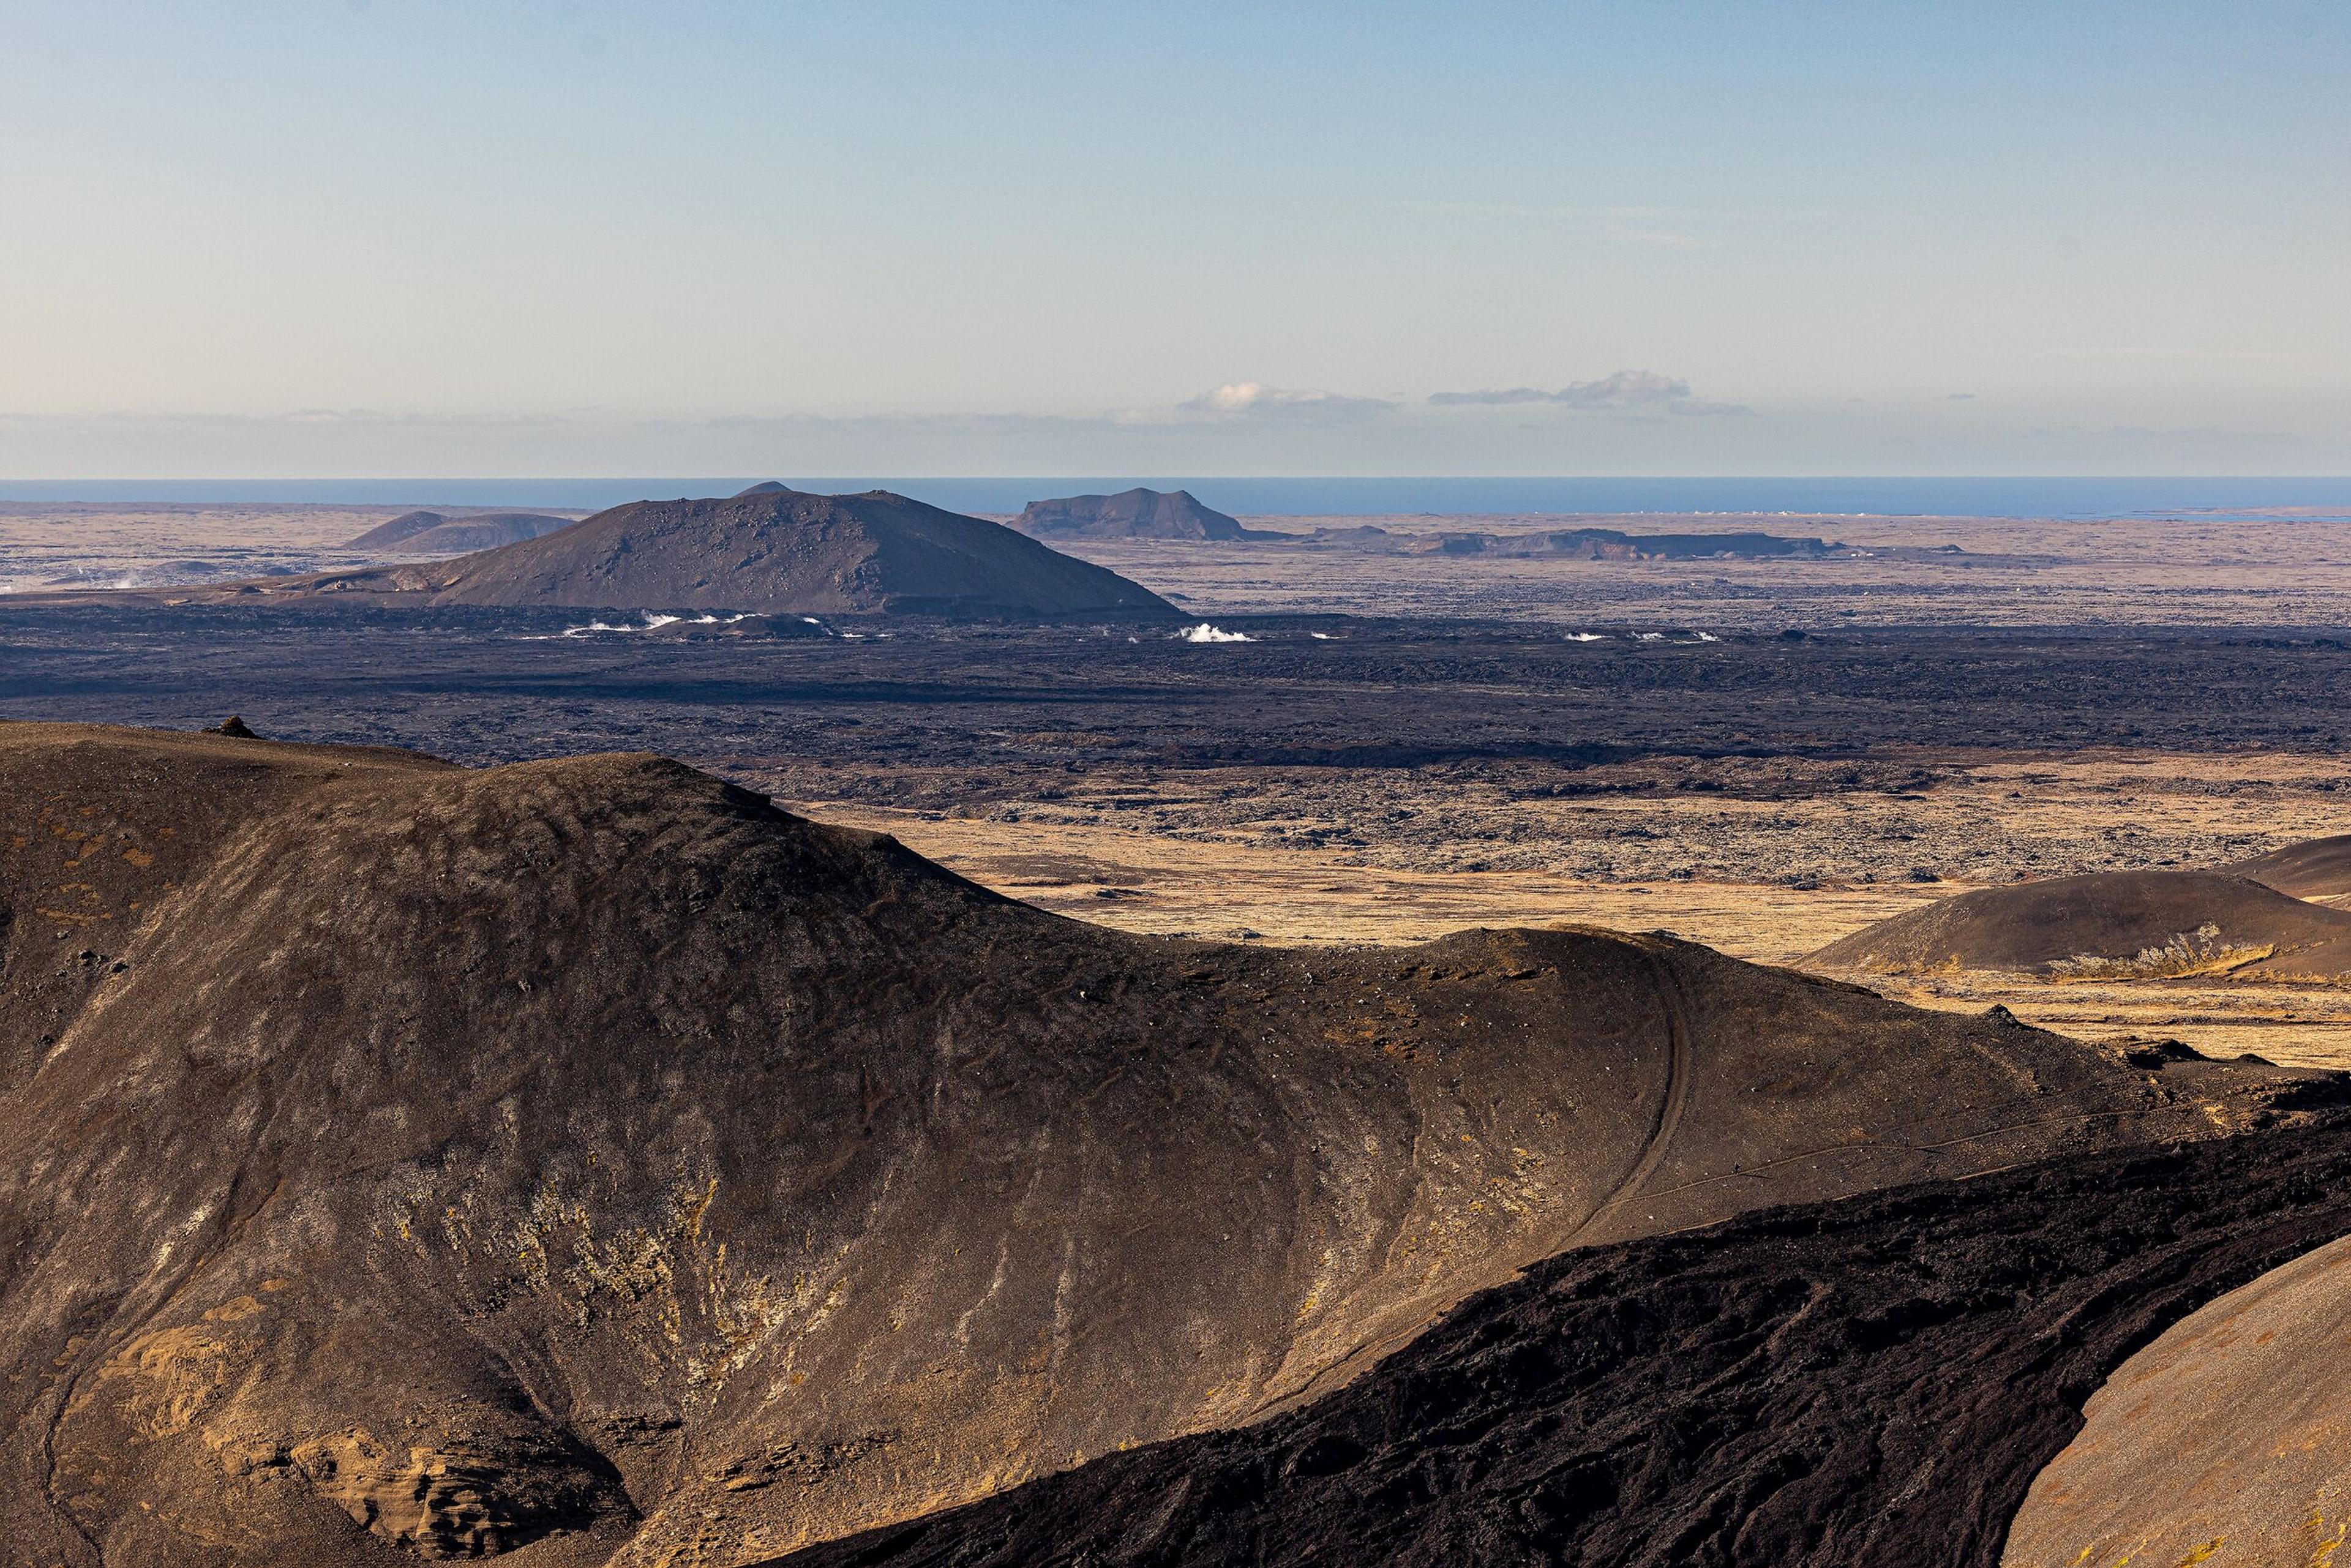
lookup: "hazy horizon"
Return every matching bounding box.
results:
[5,1,2346,478]
[7,475,2351,519]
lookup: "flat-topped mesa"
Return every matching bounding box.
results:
[1014,487,1277,541]
[320,486,1181,618]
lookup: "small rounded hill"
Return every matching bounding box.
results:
[323,486,1178,619]
[1810,868,2351,979]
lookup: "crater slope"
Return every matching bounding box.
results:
[0,722,2329,1566]
[1810,868,2351,980]
[2003,1227,2351,1567]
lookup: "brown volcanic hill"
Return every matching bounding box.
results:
[308,488,1177,618]
[1014,487,1272,541]
[347,509,578,554]
[0,722,2328,1565]
[1809,869,2351,980]
[2222,833,2351,901]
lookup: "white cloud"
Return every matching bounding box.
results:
[1554,370,1690,407]
[1428,370,1747,417]
[1425,386,1554,407]
[1177,382,1397,421]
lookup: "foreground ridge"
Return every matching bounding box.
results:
[0,721,2330,1564]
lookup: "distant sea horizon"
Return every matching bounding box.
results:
[4,476,2350,519]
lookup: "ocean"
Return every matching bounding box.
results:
[3,476,2349,519]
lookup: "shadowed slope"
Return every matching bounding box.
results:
[0,723,2330,1566]
[1810,869,2351,980]
[307,489,1178,618]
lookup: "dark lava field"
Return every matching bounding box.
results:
[5,604,2351,770]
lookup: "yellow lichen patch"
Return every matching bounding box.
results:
[672,1172,719,1244]
[92,1325,238,1437]
[2172,1542,2223,1567]
[2047,925,2274,983]
[2313,1511,2347,1568]
[201,1295,269,1324]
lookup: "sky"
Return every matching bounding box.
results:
[0,1,2345,478]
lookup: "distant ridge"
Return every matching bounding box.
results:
[312,486,1179,618]
[1015,487,1274,541]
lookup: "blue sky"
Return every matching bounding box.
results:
[1,1,2345,476]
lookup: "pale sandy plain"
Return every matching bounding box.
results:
[776,749,2351,1070]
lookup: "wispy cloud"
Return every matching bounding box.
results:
[1431,370,1687,408]
[1428,370,1747,417]
[1176,382,1397,422]
[1423,386,1553,407]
